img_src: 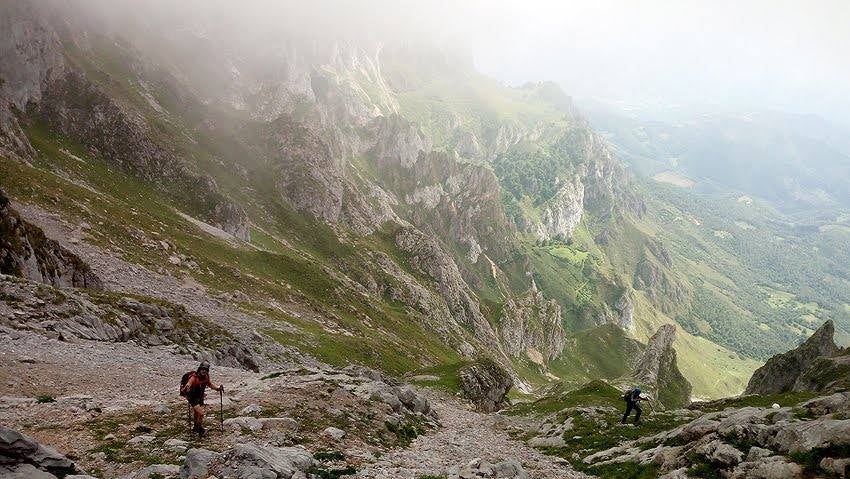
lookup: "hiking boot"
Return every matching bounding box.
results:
[193,423,205,437]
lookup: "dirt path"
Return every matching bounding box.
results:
[357,396,588,479]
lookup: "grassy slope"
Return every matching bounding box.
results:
[2,122,462,375]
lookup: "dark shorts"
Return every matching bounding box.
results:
[187,395,204,407]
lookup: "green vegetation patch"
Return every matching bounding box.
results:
[689,391,820,413]
[507,380,622,417]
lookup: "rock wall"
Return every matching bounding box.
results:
[745,320,841,395]
[533,176,585,241]
[0,2,250,240]
[0,189,101,288]
[500,284,566,363]
[629,324,692,409]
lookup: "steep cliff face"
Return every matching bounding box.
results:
[745,320,841,395]
[596,290,635,332]
[500,283,566,363]
[395,227,504,354]
[0,189,100,288]
[534,177,585,241]
[0,2,250,240]
[0,1,64,160]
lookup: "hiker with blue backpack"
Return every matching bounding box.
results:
[621,387,651,425]
[180,361,224,437]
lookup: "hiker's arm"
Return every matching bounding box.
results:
[208,378,223,392]
[180,376,196,395]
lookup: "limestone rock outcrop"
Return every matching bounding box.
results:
[500,285,566,363]
[583,392,850,479]
[459,358,514,412]
[627,324,692,409]
[0,189,101,288]
[0,2,249,240]
[745,320,841,395]
[0,275,260,371]
[0,426,82,478]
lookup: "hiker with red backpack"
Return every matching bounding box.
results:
[180,361,224,436]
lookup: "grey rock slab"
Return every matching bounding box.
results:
[122,463,181,479]
[127,435,156,445]
[0,463,58,479]
[180,448,216,479]
[767,418,850,454]
[217,444,312,479]
[223,416,263,432]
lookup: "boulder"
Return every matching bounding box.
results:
[260,417,299,432]
[799,392,850,416]
[122,463,180,479]
[448,457,528,479]
[216,444,312,479]
[240,404,263,415]
[0,463,58,479]
[127,435,155,445]
[728,456,803,479]
[0,426,78,477]
[820,457,850,477]
[223,416,264,432]
[180,448,216,479]
[397,386,430,414]
[459,358,513,412]
[693,439,743,467]
[767,418,850,454]
[164,439,188,453]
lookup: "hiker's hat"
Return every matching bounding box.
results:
[198,361,211,371]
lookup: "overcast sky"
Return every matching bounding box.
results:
[72,0,850,124]
[450,0,850,123]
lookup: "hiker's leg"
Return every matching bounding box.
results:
[193,405,205,427]
[621,402,633,423]
[634,403,642,424]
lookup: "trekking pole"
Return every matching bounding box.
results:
[187,402,193,436]
[219,389,224,433]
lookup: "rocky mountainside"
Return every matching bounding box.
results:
[1,1,849,478]
[0,188,101,288]
[0,0,840,403]
[0,0,725,396]
[746,320,849,395]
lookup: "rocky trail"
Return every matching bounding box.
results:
[1,327,586,478]
[357,397,587,479]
